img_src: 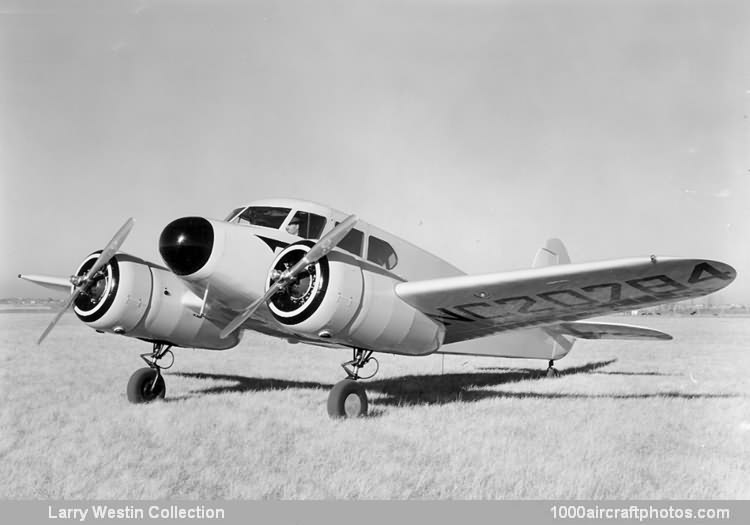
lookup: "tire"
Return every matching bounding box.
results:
[327,379,368,418]
[127,367,166,403]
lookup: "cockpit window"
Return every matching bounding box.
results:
[286,211,327,239]
[224,207,245,222]
[235,207,291,228]
[367,236,398,270]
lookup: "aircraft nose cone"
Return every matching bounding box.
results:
[159,217,214,276]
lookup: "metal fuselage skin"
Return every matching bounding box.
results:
[25,198,735,363]
[172,198,465,356]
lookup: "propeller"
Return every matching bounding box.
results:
[219,214,358,339]
[37,218,135,345]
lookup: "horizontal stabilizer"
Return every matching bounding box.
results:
[18,274,72,293]
[549,321,672,341]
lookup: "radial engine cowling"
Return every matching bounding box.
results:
[72,251,239,350]
[266,242,363,337]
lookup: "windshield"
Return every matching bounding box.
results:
[224,207,245,222]
[229,206,291,229]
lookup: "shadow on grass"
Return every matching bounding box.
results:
[169,359,604,402]
[168,359,741,408]
[166,372,332,402]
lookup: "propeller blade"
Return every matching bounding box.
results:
[37,217,135,345]
[304,214,357,264]
[83,217,135,281]
[218,280,286,339]
[37,289,82,345]
[219,215,358,339]
[18,274,73,293]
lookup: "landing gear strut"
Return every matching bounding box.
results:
[327,349,378,419]
[126,343,174,403]
[341,349,378,380]
[546,359,560,378]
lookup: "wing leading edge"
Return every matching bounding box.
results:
[395,257,735,345]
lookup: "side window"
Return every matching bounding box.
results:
[286,211,327,239]
[237,207,290,228]
[338,228,364,256]
[367,236,398,270]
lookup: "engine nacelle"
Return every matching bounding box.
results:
[73,252,239,350]
[266,243,443,355]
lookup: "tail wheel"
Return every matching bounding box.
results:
[127,367,166,403]
[327,379,368,418]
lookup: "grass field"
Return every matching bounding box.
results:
[1,312,748,499]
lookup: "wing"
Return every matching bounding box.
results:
[395,257,735,344]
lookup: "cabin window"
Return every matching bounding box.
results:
[338,228,364,256]
[367,236,398,270]
[236,207,291,229]
[286,211,327,239]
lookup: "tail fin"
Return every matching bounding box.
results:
[533,239,573,360]
[532,238,570,268]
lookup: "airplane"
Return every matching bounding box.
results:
[19,198,736,418]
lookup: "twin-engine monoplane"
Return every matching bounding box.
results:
[20,199,736,418]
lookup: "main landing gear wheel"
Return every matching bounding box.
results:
[546,359,560,378]
[327,379,368,418]
[127,342,174,404]
[127,368,166,403]
[327,348,377,419]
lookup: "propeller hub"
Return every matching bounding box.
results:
[159,217,214,276]
[73,253,115,313]
[265,242,329,325]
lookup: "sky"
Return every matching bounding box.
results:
[1,0,749,303]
